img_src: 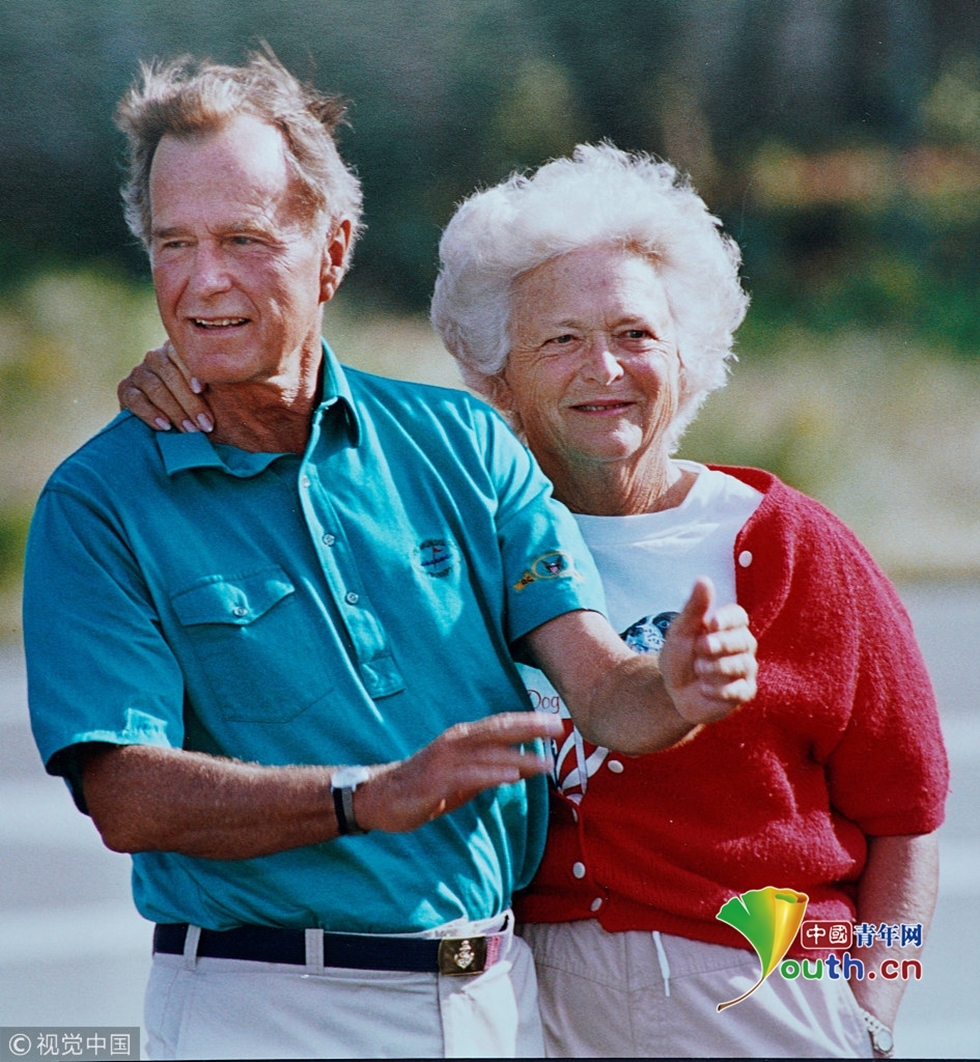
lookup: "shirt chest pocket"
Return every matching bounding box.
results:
[170,567,335,723]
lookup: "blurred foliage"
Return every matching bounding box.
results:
[2,1,980,634]
[0,508,30,594]
[0,265,161,638]
[738,136,980,353]
[0,0,978,346]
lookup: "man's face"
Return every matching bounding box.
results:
[148,113,346,387]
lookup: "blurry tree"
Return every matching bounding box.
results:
[0,0,977,345]
[2,0,980,627]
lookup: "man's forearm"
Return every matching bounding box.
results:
[572,649,695,752]
[525,588,756,755]
[80,711,563,859]
[82,744,344,859]
[525,610,690,753]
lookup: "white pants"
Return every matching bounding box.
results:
[146,913,544,1059]
[519,919,873,1058]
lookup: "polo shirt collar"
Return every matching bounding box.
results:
[318,338,362,447]
[158,340,361,478]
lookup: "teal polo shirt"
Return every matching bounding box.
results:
[24,342,605,934]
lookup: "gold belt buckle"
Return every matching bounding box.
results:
[437,935,488,976]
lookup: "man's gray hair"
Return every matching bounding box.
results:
[116,50,363,259]
[431,143,749,449]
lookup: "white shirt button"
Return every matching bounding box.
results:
[590,898,603,912]
[322,533,336,546]
[607,760,624,774]
[300,474,311,489]
[738,550,753,568]
[232,606,248,618]
[345,591,359,605]
[572,862,586,879]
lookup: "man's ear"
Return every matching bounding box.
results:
[320,219,352,303]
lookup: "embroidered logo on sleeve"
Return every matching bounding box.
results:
[512,550,581,591]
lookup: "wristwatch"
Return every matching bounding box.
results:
[858,1007,894,1059]
[330,765,372,836]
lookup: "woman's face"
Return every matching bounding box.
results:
[498,245,681,479]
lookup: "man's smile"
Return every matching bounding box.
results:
[190,317,250,328]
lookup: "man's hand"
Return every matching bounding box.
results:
[118,341,214,433]
[355,712,563,833]
[660,576,757,725]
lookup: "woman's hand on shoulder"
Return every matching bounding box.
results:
[118,341,213,433]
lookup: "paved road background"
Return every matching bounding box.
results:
[2,580,978,1059]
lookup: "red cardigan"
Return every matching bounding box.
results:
[515,467,949,958]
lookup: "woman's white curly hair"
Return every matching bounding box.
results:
[430,143,749,449]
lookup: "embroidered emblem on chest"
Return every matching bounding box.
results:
[414,538,456,578]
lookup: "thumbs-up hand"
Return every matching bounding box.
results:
[659,576,758,726]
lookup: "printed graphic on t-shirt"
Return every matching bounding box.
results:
[546,610,678,802]
[621,611,678,654]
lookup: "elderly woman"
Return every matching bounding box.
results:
[427,145,948,1059]
[121,145,946,1059]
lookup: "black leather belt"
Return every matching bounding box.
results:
[153,922,502,976]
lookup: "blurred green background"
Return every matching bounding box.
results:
[2,0,979,641]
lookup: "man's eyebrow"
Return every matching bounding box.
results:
[227,220,276,236]
[151,226,189,240]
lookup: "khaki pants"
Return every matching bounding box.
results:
[146,913,544,1059]
[520,919,872,1058]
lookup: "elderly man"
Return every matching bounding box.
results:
[23,54,757,1060]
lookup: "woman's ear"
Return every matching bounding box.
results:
[486,372,515,412]
[485,371,525,437]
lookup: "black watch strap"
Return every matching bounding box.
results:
[331,766,371,836]
[332,784,366,835]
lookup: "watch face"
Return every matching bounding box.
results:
[331,766,371,790]
[876,1029,894,1053]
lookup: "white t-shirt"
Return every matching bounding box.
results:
[519,461,763,800]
